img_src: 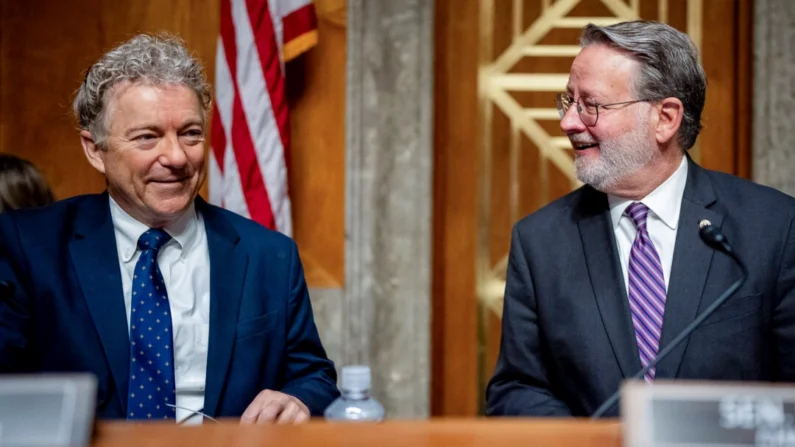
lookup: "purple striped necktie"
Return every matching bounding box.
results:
[626,202,667,381]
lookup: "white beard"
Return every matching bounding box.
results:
[573,120,656,193]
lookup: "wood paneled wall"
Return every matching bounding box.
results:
[0,0,219,199]
[431,0,480,417]
[288,1,346,287]
[0,0,345,287]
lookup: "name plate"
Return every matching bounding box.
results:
[622,380,795,447]
[0,374,97,447]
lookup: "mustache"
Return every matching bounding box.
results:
[569,134,598,145]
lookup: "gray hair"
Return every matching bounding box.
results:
[73,33,212,148]
[580,21,706,151]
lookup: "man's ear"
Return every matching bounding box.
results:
[654,97,684,147]
[80,130,106,174]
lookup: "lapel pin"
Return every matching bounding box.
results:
[698,219,712,228]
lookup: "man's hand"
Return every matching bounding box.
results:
[241,390,311,424]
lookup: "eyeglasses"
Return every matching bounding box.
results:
[555,93,656,127]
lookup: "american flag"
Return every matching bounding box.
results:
[209,0,317,236]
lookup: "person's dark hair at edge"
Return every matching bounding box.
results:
[0,154,55,212]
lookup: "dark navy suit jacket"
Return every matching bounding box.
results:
[0,193,339,419]
[486,159,795,417]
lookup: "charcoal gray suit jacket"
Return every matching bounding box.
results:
[486,158,795,417]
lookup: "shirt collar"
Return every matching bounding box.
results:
[109,196,200,263]
[607,155,688,230]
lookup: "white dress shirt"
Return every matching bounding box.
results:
[109,197,211,425]
[608,155,688,294]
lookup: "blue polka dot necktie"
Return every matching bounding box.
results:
[126,228,176,420]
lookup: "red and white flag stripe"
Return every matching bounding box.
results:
[209,0,318,236]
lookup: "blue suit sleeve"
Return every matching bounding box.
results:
[0,213,31,373]
[279,241,340,415]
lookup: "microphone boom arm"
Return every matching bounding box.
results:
[590,226,748,419]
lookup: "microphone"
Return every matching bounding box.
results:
[590,224,748,419]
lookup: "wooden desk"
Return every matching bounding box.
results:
[94,419,621,446]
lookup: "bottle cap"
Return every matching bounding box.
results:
[341,365,371,392]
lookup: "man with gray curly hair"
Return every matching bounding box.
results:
[487,21,795,417]
[0,34,339,424]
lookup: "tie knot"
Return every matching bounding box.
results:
[626,202,650,230]
[137,228,171,252]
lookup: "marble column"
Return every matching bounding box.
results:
[754,0,795,196]
[343,0,435,418]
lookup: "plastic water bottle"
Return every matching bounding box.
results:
[324,365,385,422]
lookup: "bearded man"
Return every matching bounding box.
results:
[485,20,795,417]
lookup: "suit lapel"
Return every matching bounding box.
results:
[577,187,642,378]
[198,199,247,416]
[68,193,130,410]
[655,159,722,378]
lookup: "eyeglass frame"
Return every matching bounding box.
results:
[555,93,659,127]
